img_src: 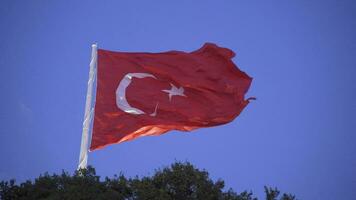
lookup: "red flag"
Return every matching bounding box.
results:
[90,43,253,151]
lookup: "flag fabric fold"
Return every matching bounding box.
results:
[90,43,253,151]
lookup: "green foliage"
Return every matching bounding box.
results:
[0,162,297,200]
[264,186,297,200]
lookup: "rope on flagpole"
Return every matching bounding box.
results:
[78,43,97,169]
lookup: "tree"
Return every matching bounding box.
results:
[264,186,297,200]
[0,162,297,200]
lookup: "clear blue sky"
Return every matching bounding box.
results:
[1,1,355,199]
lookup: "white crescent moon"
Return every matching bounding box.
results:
[116,73,156,115]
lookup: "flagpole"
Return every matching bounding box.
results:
[78,43,97,169]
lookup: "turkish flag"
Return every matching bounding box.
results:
[90,43,253,151]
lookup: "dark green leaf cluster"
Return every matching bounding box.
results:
[0,162,297,200]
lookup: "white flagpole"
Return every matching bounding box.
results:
[78,43,97,169]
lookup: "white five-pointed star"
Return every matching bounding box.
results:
[162,83,186,101]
